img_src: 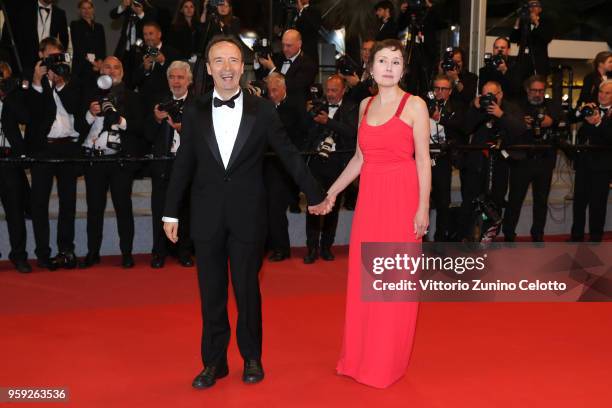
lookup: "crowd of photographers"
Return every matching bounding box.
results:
[0,0,610,273]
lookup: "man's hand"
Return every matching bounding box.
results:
[313,110,329,125]
[32,61,46,86]
[487,101,504,118]
[524,115,534,128]
[308,195,336,215]
[497,59,508,74]
[163,221,179,243]
[446,67,460,82]
[153,104,168,123]
[258,54,275,71]
[167,116,182,132]
[143,55,154,70]
[155,51,166,65]
[340,72,359,88]
[89,101,101,116]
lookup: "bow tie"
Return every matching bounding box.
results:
[283,59,293,65]
[39,6,51,13]
[213,91,241,109]
[328,104,340,108]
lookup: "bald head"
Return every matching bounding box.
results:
[101,56,124,84]
[282,29,302,59]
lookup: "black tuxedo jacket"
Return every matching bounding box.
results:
[255,51,317,100]
[2,2,69,78]
[275,94,308,151]
[110,4,158,59]
[24,78,86,156]
[575,115,612,172]
[510,17,553,77]
[1,90,30,157]
[376,20,398,41]
[164,92,325,242]
[132,43,180,110]
[294,6,321,62]
[577,71,603,107]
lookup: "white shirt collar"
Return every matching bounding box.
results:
[173,92,188,101]
[286,51,301,63]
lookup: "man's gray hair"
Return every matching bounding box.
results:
[265,72,286,88]
[166,60,193,84]
[600,79,612,90]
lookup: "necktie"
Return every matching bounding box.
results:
[213,91,241,109]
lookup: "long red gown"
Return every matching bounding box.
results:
[336,93,420,388]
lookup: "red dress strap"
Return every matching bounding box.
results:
[394,93,411,117]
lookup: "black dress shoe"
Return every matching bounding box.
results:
[13,260,32,273]
[303,248,318,264]
[121,254,135,268]
[242,360,264,384]
[55,251,77,269]
[150,254,165,269]
[178,254,194,267]
[531,234,544,243]
[192,364,229,389]
[320,247,335,261]
[37,257,58,271]
[268,250,289,262]
[78,253,100,269]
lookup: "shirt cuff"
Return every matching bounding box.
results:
[162,217,179,223]
[116,117,127,130]
[85,110,96,124]
[32,83,43,93]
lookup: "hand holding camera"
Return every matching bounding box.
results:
[476,93,503,118]
[153,104,168,123]
[89,100,102,116]
[257,54,275,71]
[313,110,329,125]
[32,61,48,87]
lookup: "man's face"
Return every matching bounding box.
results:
[493,39,510,56]
[527,80,546,105]
[143,25,162,47]
[39,45,61,59]
[483,83,503,105]
[79,2,95,21]
[206,41,244,93]
[168,68,190,98]
[361,41,375,65]
[101,57,124,84]
[326,78,345,104]
[452,52,463,71]
[529,2,542,16]
[266,80,286,105]
[433,79,452,101]
[375,8,388,20]
[281,32,301,59]
[598,84,612,107]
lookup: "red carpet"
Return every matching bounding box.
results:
[1,247,611,407]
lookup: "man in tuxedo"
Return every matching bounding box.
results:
[374,1,398,41]
[79,56,145,269]
[26,37,84,270]
[478,37,521,100]
[255,29,317,100]
[264,72,308,262]
[510,0,553,80]
[1,0,68,78]
[303,75,357,263]
[440,47,478,110]
[145,60,194,269]
[132,21,179,111]
[162,35,327,389]
[292,0,321,63]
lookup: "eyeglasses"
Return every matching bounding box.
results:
[433,87,451,92]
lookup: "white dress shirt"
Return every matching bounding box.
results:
[328,99,341,119]
[32,81,80,140]
[37,1,52,43]
[280,51,300,75]
[162,88,243,224]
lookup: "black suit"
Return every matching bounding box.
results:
[164,91,324,366]
[132,43,180,111]
[25,78,85,260]
[293,6,321,63]
[376,19,398,41]
[577,72,604,107]
[82,83,145,256]
[2,1,69,79]
[510,16,553,78]
[478,58,522,101]
[255,51,317,100]
[166,22,203,60]
[69,19,106,85]
[305,99,358,250]
[265,94,308,255]
[449,70,479,109]
[145,91,194,258]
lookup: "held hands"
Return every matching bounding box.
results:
[163,222,179,243]
[308,194,336,215]
[414,207,429,239]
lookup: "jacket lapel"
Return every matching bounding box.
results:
[199,96,224,169]
[226,92,256,172]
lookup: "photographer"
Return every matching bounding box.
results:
[255,29,317,100]
[570,80,612,242]
[427,74,466,241]
[577,51,612,107]
[510,0,553,79]
[438,47,478,110]
[145,61,194,269]
[478,37,521,101]
[339,39,376,104]
[292,0,321,62]
[132,21,180,111]
[374,1,398,41]
[303,75,357,263]
[502,75,561,242]
[26,37,85,270]
[80,56,144,269]
[459,80,526,241]
[200,0,241,39]
[263,72,308,262]
[0,61,31,273]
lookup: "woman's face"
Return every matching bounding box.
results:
[79,2,95,21]
[370,47,404,87]
[181,1,195,18]
[217,3,231,16]
[601,56,612,74]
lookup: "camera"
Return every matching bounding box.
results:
[0,71,28,95]
[246,79,268,98]
[484,52,505,69]
[575,104,597,120]
[519,3,531,25]
[316,131,336,160]
[41,53,71,77]
[440,47,458,73]
[309,84,328,117]
[134,39,160,59]
[479,93,497,113]
[95,75,122,147]
[158,99,185,122]
[528,106,546,138]
[336,55,359,76]
[252,38,272,57]
[425,91,445,116]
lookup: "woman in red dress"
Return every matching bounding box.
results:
[315,39,431,388]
